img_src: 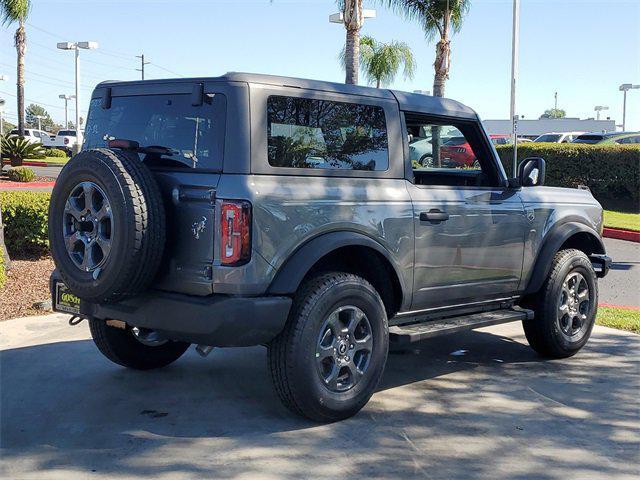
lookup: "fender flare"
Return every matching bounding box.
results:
[267,231,407,302]
[524,221,605,294]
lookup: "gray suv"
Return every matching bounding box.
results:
[48,73,611,422]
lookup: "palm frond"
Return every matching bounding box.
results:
[379,0,470,40]
[0,0,31,25]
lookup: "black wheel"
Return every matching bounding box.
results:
[89,319,190,370]
[49,148,165,302]
[523,249,598,358]
[268,272,388,422]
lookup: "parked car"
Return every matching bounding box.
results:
[8,128,51,145]
[572,131,640,144]
[49,129,81,154]
[440,134,510,167]
[48,73,611,422]
[533,132,586,143]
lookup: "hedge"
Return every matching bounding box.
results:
[496,143,640,204]
[47,148,68,158]
[7,166,36,182]
[0,191,51,258]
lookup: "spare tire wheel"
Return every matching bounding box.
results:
[49,148,166,302]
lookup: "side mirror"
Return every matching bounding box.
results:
[518,157,546,187]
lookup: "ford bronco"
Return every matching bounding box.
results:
[49,73,611,422]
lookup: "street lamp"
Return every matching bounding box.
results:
[619,83,639,131]
[59,94,76,128]
[34,115,46,132]
[57,41,98,153]
[594,105,609,120]
[329,9,376,24]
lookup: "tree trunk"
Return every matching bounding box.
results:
[0,208,11,273]
[432,6,451,98]
[343,0,363,85]
[376,78,381,88]
[15,20,26,137]
[344,27,360,85]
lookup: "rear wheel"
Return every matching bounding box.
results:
[523,249,598,358]
[89,319,190,370]
[268,272,388,422]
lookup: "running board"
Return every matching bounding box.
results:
[389,307,534,345]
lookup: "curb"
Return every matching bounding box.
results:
[22,161,67,167]
[599,303,640,311]
[603,227,640,243]
[0,181,56,189]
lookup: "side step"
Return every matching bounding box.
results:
[389,307,534,345]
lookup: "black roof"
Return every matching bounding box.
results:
[98,72,478,120]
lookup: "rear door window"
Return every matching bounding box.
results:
[84,93,226,170]
[267,95,389,171]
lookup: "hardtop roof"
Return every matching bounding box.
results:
[97,71,479,120]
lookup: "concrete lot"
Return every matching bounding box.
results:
[1,313,638,480]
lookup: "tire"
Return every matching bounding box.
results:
[419,154,433,167]
[49,148,165,302]
[268,272,389,422]
[523,249,598,358]
[89,319,190,370]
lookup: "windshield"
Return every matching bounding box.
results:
[534,134,562,142]
[84,93,225,169]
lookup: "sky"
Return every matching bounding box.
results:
[1,0,639,131]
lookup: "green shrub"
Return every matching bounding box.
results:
[7,166,36,182]
[47,148,68,158]
[496,144,640,203]
[0,191,51,258]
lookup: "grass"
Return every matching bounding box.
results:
[603,210,640,232]
[26,157,69,164]
[597,306,640,334]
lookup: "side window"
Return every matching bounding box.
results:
[267,95,389,171]
[405,112,497,187]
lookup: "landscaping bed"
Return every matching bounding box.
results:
[596,306,640,334]
[0,256,54,321]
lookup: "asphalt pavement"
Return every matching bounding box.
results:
[600,237,640,307]
[1,313,638,480]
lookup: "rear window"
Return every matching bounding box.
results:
[57,130,76,136]
[84,93,226,169]
[573,135,603,144]
[444,136,467,146]
[267,95,388,171]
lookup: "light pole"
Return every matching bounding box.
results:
[619,83,639,131]
[59,94,75,128]
[57,41,98,153]
[509,0,520,177]
[0,74,6,138]
[594,105,609,121]
[34,114,46,132]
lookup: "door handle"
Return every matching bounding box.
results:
[419,209,450,223]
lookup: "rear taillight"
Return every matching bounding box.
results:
[64,138,69,145]
[220,200,252,266]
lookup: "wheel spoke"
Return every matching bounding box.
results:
[346,308,365,336]
[82,183,95,213]
[325,364,340,390]
[80,241,94,270]
[94,203,111,221]
[64,231,82,251]
[353,333,372,353]
[96,236,111,259]
[64,200,84,222]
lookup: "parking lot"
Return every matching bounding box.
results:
[1,313,638,480]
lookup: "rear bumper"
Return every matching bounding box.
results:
[50,271,291,347]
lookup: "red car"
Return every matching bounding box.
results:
[440,135,510,167]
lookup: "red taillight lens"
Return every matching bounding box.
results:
[220,200,252,266]
[64,138,69,145]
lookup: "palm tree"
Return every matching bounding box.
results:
[1,0,31,136]
[382,0,470,97]
[345,35,416,88]
[339,0,364,84]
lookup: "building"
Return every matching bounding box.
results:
[482,118,617,139]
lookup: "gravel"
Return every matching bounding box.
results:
[0,257,55,321]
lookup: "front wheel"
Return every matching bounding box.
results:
[268,272,389,422]
[523,249,598,358]
[89,319,190,370]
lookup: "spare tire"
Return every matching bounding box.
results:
[49,148,165,302]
